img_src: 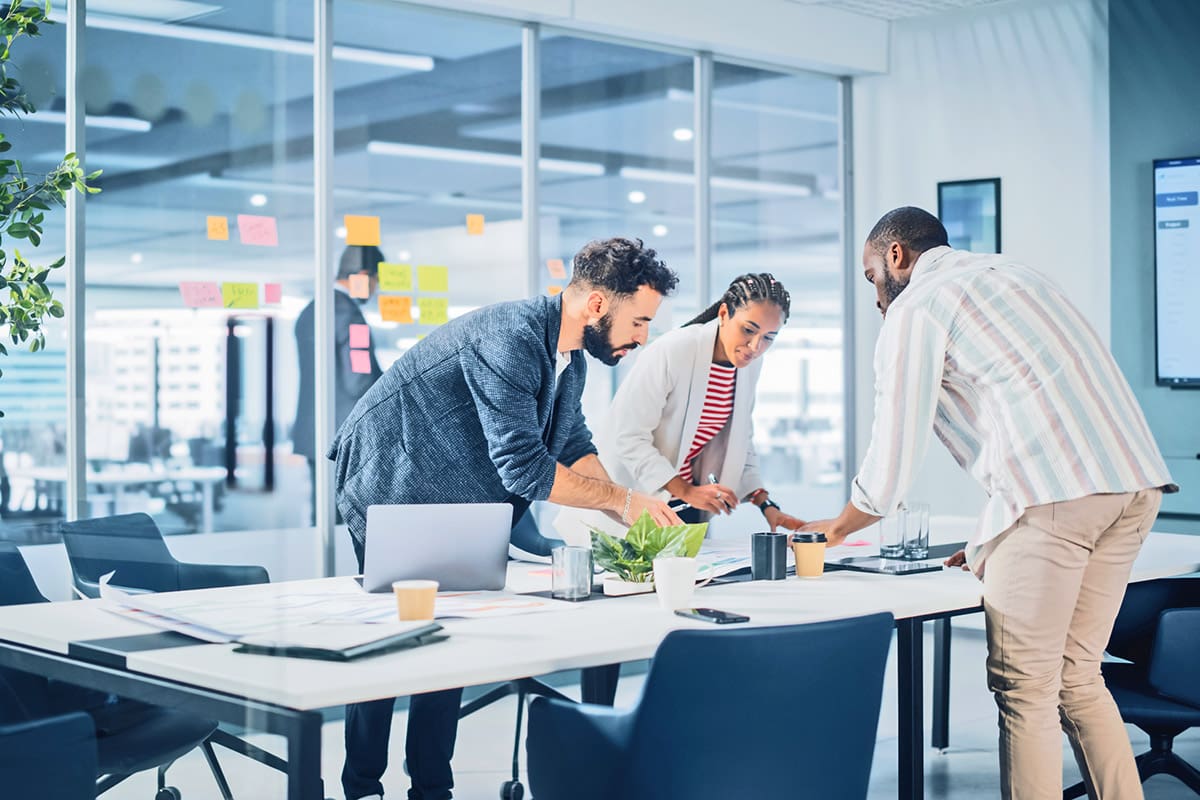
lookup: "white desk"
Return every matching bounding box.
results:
[24,465,227,532]
[0,531,1197,800]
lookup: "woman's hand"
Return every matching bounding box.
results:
[683,483,739,515]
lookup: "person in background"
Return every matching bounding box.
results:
[292,245,383,520]
[328,236,682,800]
[803,206,1176,799]
[570,273,806,534]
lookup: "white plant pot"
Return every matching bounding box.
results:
[602,576,655,596]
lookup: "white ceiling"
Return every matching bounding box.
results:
[786,0,1015,20]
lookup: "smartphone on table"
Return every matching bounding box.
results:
[674,607,750,624]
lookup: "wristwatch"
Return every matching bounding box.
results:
[757,496,781,514]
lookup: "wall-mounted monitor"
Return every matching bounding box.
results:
[1154,156,1200,386]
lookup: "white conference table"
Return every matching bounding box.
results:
[0,531,1197,800]
[23,465,227,532]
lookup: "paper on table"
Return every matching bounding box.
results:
[237,621,434,652]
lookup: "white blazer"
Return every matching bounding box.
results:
[598,318,765,500]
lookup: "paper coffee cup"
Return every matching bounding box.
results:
[790,533,827,578]
[393,579,439,621]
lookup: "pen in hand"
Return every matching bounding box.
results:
[708,473,733,512]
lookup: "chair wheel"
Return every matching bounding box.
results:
[156,788,182,800]
[500,779,524,800]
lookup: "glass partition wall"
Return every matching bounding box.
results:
[3,3,848,562]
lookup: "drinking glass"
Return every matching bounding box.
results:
[551,545,593,601]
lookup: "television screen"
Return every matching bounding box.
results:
[1154,156,1200,386]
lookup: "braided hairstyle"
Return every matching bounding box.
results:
[684,273,791,327]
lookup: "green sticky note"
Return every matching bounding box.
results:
[417,297,449,326]
[221,282,259,308]
[379,262,413,292]
[417,265,449,293]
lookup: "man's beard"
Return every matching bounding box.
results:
[881,268,908,309]
[582,313,636,366]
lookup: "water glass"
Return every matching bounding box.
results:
[551,545,593,601]
[879,513,906,558]
[904,503,930,560]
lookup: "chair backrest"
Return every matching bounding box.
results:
[0,542,48,606]
[0,543,56,724]
[1108,577,1200,665]
[0,712,96,797]
[60,512,182,596]
[624,612,894,800]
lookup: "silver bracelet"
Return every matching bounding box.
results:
[622,487,633,524]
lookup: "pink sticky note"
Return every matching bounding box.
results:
[349,349,372,374]
[349,323,370,349]
[179,281,222,308]
[264,283,282,304]
[237,214,279,247]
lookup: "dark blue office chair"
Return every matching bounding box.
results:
[0,712,97,798]
[60,512,269,597]
[0,541,228,799]
[1065,576,1200,798]
[526,612,894,800]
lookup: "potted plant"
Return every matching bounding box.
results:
[590,511,707,596]
[0,0,100,414]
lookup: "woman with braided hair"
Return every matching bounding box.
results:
[557,273,806,539]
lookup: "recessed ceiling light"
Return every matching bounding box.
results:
[652,224,669,237]
[673,128,694,142]
[397,250,412,261]
[627,190,646,204]
[335,226,347,240]
[130,252,143,264]
[249,193,268,207]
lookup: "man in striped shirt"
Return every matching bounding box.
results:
[805,207,1175,799]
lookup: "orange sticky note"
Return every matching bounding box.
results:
[264,283,282,304]
[236,214,278,247]
[348,274,370,299]
[546,258,566,279]
[379,295,413,323]
[417,297,449,326]
[466,213,485,236]
[349,349,372,374]
[547,286,562,296]
[349,324,370,349]
[345,215,381,246]
[207,216,229,241]
[179,281,222,308]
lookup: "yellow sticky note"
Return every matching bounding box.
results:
[466,213,485,236]
[546,258,566,279]
[345,215,381,246]
[417,297,449,326]
[348,274,370,299]
[379,295,413,324]
[378,262,412,292]
[417,265,449,293]
[547,286,562,296]
[221,282,259,309]
[207,216,229,241]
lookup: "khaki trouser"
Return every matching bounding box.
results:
[983,488,1162,800]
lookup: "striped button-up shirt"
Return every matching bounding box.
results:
[851,246,1174,567]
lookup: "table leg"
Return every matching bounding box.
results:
[932,617,951,751]
[897,617,924,800]
[202,481,214,532]
[286,710,324,800]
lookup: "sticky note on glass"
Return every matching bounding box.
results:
[179,281,222,308]
[221,282,259,309]
[379,295,413,323]
[349,349,372,375]
[264,283,282,304]
[466,214,485,236]
[345,215,381,246]
[546,258,566,279]
[207,216,229,241]
[417,297,449,326]
[349,323,370,349]
[236,215,278,247]
[378,262,412,292]
[348,273,370,299]
[417,265,449,293]
[547,286,562,296]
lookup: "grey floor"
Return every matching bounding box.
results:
[104,623,1200,800]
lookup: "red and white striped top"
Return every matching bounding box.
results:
[679,363,737,483]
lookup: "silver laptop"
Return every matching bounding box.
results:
[361,503,513,592]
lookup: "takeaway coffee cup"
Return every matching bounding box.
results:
[393,580,438,621]
[791,533,828,578]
